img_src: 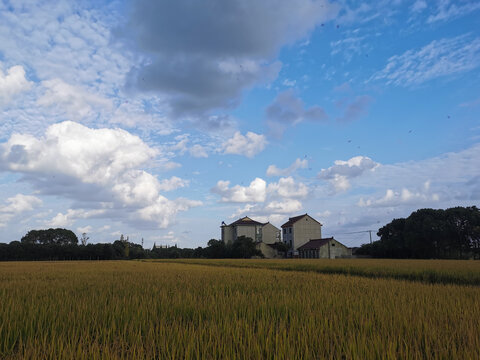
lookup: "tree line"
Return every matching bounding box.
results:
[0,229,262,261]
[357,206,480,259]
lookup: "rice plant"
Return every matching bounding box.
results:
[0,261,479,359]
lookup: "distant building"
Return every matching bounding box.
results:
[297,237,352,259]
[152,243,176,250]
[281,214,322,257]
[221,216,282,258]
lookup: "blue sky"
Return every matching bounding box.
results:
[0,0,479,248]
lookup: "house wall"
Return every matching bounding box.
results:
[283,227,293,248]
[256,242,282,259]
[316,239,352,259]
[221,226,234,244]
[236,225,260,242]
[261,223,280,244]
[327,239,352,258]
[292,215,322,252]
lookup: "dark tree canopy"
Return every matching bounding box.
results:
[21,228,79,246]
[358,206,480,259]
[230,236,263,258]
[2,229,267,261]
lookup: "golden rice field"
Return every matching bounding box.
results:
[1,260,479,359]
[157,258,480,286]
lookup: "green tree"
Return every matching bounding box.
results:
[21,228,78,246]
[362,206,480,259]
[205,239,227,258]
[230,236,262,258]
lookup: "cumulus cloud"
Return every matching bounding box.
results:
[267,158,308,176]
[370,35,480,86]
[212,178,267,203]
[157,176,189,191]
[267,177,309,199]
[266,90,328,137]
[318,156,379,193]
[123,0,339,115]
[0,65,32,106]
[0,194,42,227]
[47,209,106,228]
[264,199,303,214]
[213,176,309,224]
[0,121,201,229]
[222,131,267,158]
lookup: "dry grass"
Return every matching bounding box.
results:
[1,260,479,359]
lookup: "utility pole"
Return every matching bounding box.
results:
[368,230,373,244]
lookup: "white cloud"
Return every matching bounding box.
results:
[0,65,32,106]
[282,79,296,87]
[137,198,202,228]
[264,199,303,214]
[212,175,309,204]
[354,144,480,204]
[222,131,267,158]
[267,158,308,176]
[267,177,309,199]
[157,176,189,192]
[371,35,480,86]
[427,1,480,23]
[0,194,42,227]
[215,176,310,225]
[358,188,440,208]
[0,2,173,139]
[37,78,112,120]
[318,156,379,193]
[212,178,267,203]
[0,121,201,229]
[410,0,427,14]
[330,35,369,62]
[170,136,209,158]
[47,209,106,228]
[190,144,208,158]
[77,225,93,234]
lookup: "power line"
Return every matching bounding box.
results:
[333,229,377,244]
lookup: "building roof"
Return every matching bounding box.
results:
[297,237,334,250]
[281,213,322,228]
[227,216,264,227]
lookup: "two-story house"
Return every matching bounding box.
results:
[281,213,322,257]
[220,216,282,258]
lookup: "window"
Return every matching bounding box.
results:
[289,228,292,234]
[331,243,335,247]
[283,228,286,234]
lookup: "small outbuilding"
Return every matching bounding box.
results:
[297,237,351,259]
